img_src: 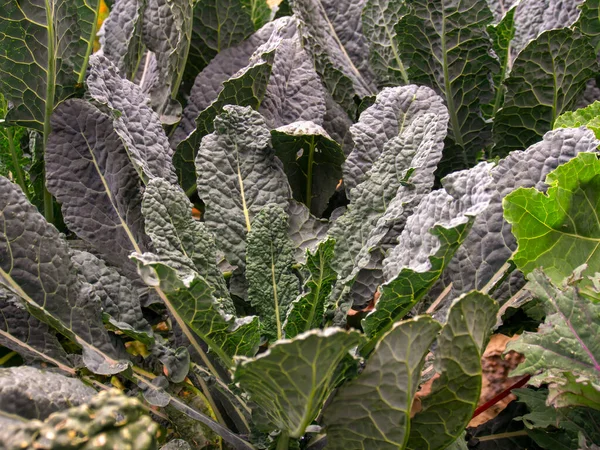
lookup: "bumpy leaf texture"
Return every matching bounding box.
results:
[287,199,330,264]
[406,292,499,450]
[45,98,148,278]
[247,204,298,342]
[0,176,127,374]
[234,328,363,438]
[492,28,598,157]
[429,127,600,311]
[0,0,100,130]
[195,106,291,270]
[555,101,600,139]
[395,0,499,174]
[271,121,344,216]
[324,316,441,449]
[508,271,600,409]
[284,238,336,338]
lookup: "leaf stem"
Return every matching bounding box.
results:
[305,138,315,212]
[476,430,529,442]
[78,0,102,84]
[43,0,56,224]
[276,431,290,450]
[6,128,29,198]
[0,351,17,365]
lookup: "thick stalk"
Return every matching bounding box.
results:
[43,0,56,224]
[276,431,290,450]
[78,0,103,84]
[6,128,29,197]
[305,138,315,211]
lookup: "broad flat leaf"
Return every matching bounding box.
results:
[492,28,598,157]
[362,0,409,86]
[0,0,100,130]
[272,122,344,216]
[142,178,233,313]
[242,0,271,30]
[431,127,600,310]
[87,54,177,183]
[247,204,298,342]
[98,0,145,80]
[504,152,600,284]
[395,0,499,173]
[555,102,600,139]
[343,85,448,195]
[0,286,71,370]
[195,106,291,270]
[141,0,192,123]
[507,271,600,410]
[134,258,260,367]
[577,0,600,54]
[512,0,584,56]
[330,85,448,312]
[287,199,330,264]
[183,0,256,84]
[0,176,128,374]
[46,99,148,277]
[0,367,95,420]
[234,328,363,438]
[284,239,336,338]
[71,250,154,345]
[406,292,499,450]
[485,5,516,118]
[361,162,495,344]
[290,0,376,114]
[324,316,441,449]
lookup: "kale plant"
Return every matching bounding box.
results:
[1,0,600,448]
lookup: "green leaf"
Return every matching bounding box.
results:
[555,101,600,140]
[362,0,409,86]
[492,28,598,157]
[394,0,499,173]
[323,316,441,449]
[507,270,600,409]
[577,0,600,54]
[503,152,600,285]
[183,0,256,83]
[0,0,100,131]
[174,49,275,193]
[194,106,291,270]
[234,328,364,438]
[242,0,271,29]
[287,199,330,264]
[134,259,260,367]
[45,99,148,278]
[0,176,128,375]
[271,122,344,216]
[247,204,298,342]
[406,292,499,450]
[142,178,233,313]
[361,162,494,345]
[284,239,336,338]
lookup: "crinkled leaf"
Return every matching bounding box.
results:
[287,199,330,264]
[432,127,600,310]
[98,0,145,80]
[324,316,441,449]
[247,204,298,342]
[577,0,600,54]
[362,162,495,344]
[507,271,600,409]
[183,0,256,84]
[362,0,409,86]
[492,28,598,157]
[284,239,336,338]
[45,99,148,277]
[290,0,376,115]
[87,54,177,183]
[504,152,600,284]
[555,101,600,139]
[0,366,95,420]
[395,0,499,174]
[195,106,291,270]
[234,328,363,438]
[142,178,233,313]
[152,336,190,383]
[0,286,71,370]
[406,292,499,450]
[161,440,192,450]
[134,259,260,367]
[141,0,192,123]
[71,250,154,345]
[0,176,128,375]
[0,0,100,130]
[272,122,343,216]
[330,85,449,312]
